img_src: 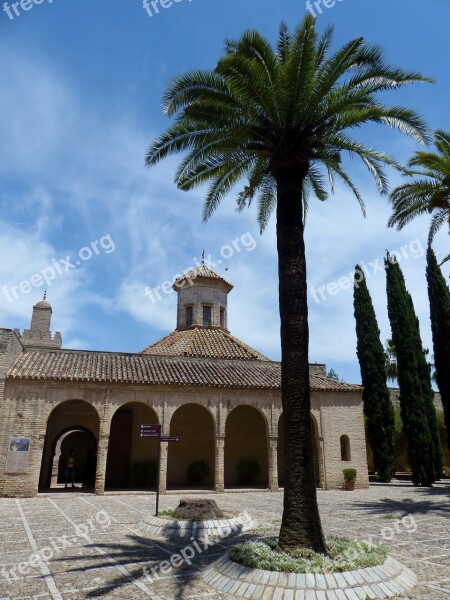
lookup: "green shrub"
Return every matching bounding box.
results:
[130,462,157,486]
[343,468,357,482]
[237,460,261,484]
[229,536,387,573]
[187,460,210,485]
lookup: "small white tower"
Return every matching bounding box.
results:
[173,265,233,331]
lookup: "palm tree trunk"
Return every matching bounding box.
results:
[275,165,327,554]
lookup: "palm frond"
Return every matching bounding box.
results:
[388,130,450,237]
[145,14,433,244]
[428,209,449,244]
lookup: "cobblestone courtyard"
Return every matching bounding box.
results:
[0,482,448,600]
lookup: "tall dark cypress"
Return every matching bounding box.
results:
[426,247,450,448]
[353,265,395,481]
[385,254,442,485]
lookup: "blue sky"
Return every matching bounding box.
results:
[0,0,449,384]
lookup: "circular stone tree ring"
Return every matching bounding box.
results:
[202,553,418,598]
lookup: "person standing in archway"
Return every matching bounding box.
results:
[65,450,76,489]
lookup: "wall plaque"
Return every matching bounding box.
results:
[5,437,31,474]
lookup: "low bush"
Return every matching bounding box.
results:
[229,536,387,573]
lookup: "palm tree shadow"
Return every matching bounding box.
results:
[351,484,450,517]
[52,520,261,599]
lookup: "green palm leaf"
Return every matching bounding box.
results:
[389,129,450,252]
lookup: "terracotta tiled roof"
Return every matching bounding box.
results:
[140,327,270,361]
[173,265,233,291]
[7,349,362,392]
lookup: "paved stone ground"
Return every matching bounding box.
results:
[0,481,448,599]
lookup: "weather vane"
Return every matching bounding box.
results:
[43,289,47,301]
[201,250,205,265]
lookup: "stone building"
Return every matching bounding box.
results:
[0,265,368,497]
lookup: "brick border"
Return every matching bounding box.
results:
[202,554,417,599]
[139,511,258,538]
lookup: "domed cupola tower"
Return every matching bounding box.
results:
[21,296,62,349]
[141,265,269,360]
[173,265,233,331]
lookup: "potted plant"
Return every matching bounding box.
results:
[343,468,357,491]
[187,460,210,485]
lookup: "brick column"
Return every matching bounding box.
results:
[269,438,278,491]
[34,433,47,495]
[215,436,225,492]
[95,432,109,495]
[158,442,168,495]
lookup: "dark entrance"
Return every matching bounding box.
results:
[105,402,159,490]
[39,400,99,491]
[105,409,133,488]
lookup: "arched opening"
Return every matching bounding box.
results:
[105,402,159,490]
[39,401,100,491]
[340,435,351,462]
[277,413,322,488]
[225,405,268,488]
[167,404,215,489]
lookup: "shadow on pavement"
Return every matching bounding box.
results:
[52,522,261,599]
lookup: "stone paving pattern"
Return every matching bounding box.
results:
[0,481,448,599]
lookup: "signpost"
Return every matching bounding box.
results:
[140,424,180,516]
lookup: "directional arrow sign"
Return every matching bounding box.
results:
[160,437,180,443]
[140,424,160,438]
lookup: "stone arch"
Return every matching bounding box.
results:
[105,402,159,490]
[39,400,100,490]
[50,427,97,488]
[167,403,216,489]
[167,400,217,435]
[340,434,351,462]
[277,413,323,488]
[225,405,269,488]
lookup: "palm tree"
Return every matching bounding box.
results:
[385,339,398,382]
[385,338,437,384]
[145,16,430,553]
[388,130,450,264]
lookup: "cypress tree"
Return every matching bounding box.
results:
[353,265,396,481]
[385,254,442,485]
[426,247,450,448]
